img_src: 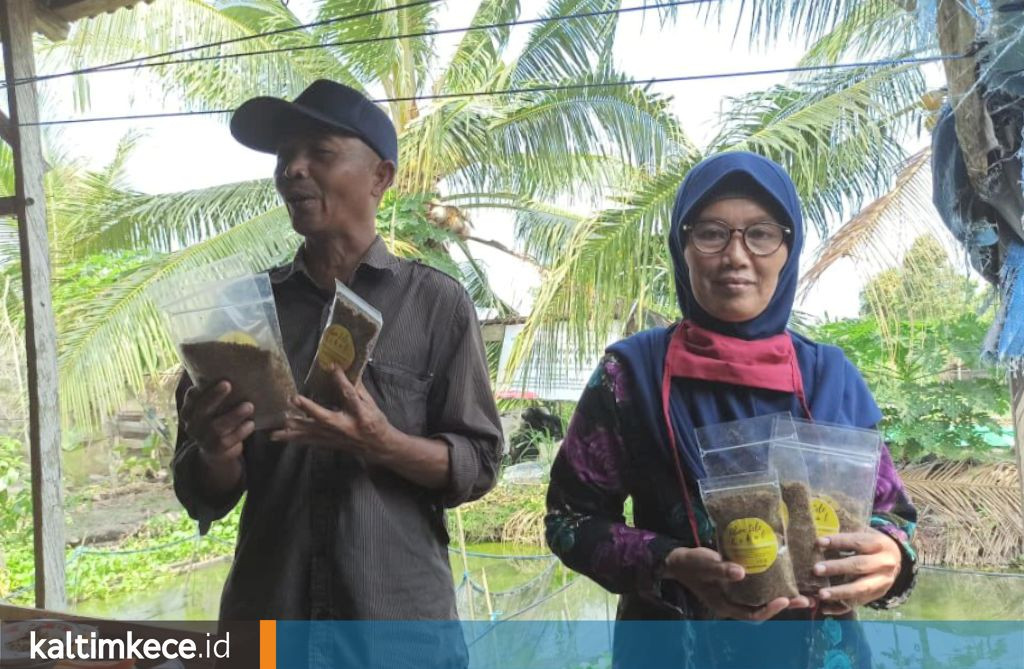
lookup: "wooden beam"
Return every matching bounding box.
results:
[935,0,999,190]
[0,0,66,610]
[1012,370,1024,536]
[32,3,70,42]
[0,196,17,217]
[47,0,151,24]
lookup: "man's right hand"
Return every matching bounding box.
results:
[662,547,810,621]
[180,381,254,464]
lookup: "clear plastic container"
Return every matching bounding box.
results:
[699,469,799,607]
[159,272,297,430]
[303,280,382,402]
[772,418,882,538]
[149,254,250,312]
[773,418,883,598]
[695,412,795,477]
[696,414,827,594]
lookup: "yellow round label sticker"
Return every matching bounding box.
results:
[780,500,790,530]
[812,497,841,537]
[218,330,259,347]
[722,517,778,575]
[318,324,355,371]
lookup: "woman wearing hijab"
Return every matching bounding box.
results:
[545,152,917,666]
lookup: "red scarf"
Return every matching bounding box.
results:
[660,320,811,546]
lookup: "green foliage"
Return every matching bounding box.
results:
[1,502,241,606]
[381,191,462,276]
[811,313,1009,462]
[51,251,161,319]
[459,483,547,544]
[63,506,239,607]
[860,236,986,321]
[0,436,31,539]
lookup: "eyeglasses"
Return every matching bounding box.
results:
[682,220,791,256]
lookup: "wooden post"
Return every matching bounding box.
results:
[455,507,475,619]
[0,0,67,609]
[935,0,997,188]
[1011,371,1024,534]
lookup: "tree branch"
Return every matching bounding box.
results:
[465,235,544,272]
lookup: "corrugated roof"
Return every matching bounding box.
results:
[33,0,154,41]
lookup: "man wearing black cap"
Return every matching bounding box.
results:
[172,80,503,624]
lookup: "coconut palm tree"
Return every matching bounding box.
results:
[503,0,1010,381]
[0,0,685,429]
[505,55,931,378]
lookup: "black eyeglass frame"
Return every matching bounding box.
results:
[680,221,793,257]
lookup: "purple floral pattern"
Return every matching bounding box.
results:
[604,358,631,404]
[592,525,660,590]
[561,421,625,491]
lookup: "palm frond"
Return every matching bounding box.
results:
[436,0,521,95]
[64,178,280,257]
[900,460,1024,567]
[56,208,299,428]
[710,63,926,234]
[728,0,888,48]
[502,155,698,385]
[797,0,926,66]
[799,149,935,297]
[36,0,358,116]
[510,0,621,85]
[492,71,682,177]
[399,96,499,194]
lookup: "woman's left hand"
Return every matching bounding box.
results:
[812,529,903,616]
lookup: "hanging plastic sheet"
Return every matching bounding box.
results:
[980,1,1024,96]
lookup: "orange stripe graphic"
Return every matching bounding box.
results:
[259,619,276,669]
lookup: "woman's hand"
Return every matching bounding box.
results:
[662,547,811,621]
[813,529,903,616]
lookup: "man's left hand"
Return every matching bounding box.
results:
[812,529,903,616]
[270,364,395,462]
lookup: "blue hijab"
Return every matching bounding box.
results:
[608,152,882,481]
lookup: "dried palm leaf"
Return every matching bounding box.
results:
[900,460,1024,567]
[502,507,547,547]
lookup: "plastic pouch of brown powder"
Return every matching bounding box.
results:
[699,470,799,608]
[303,280,382,403]
[156,271,297,431]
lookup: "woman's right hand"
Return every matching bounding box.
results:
[662,547,810,621]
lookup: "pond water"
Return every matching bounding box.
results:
[70,545,1024,622]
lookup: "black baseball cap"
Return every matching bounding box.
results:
[230,79,399,165]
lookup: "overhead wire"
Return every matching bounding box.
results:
[5,0,718,86]
[0,0,444,88]
[21,54,966,128]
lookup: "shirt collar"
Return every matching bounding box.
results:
[270,235,399,285]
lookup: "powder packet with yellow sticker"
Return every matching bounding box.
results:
[699,470,799,607]
[303,280,383,402]
[696,414,828,595]
[153,271,297,431]
[772,419,883,601]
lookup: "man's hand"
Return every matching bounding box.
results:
[180,381,254,464]
[269,364,395,463]
[813,529,903,615]
[662,547,811,621]
[270,364,452,489]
